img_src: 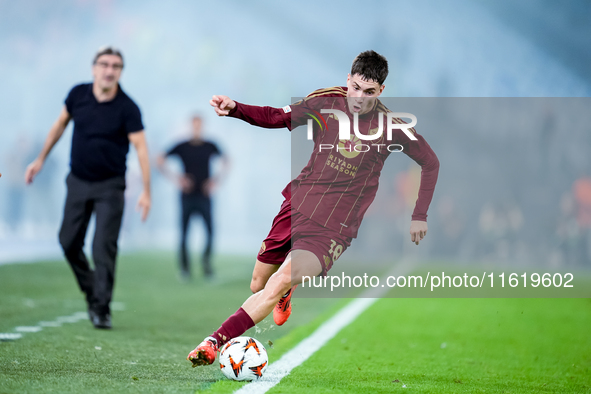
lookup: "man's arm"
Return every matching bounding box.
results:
[203,154,230,196]
[25,105,71,184]
[129,131,151,221]
[156,152,194,194]
[400,133,440,245]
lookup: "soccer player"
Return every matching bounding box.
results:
[25,46,151,329]
[157,115,229,280]
[187,50,439,365]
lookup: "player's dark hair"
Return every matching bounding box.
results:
[93,46,124,67]
[350,50,388,85]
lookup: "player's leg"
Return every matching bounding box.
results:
[273,223,352,326]
[250,197,292,293]
[250,260,280,293]
[243,250,321,321]
[91,177,125,328]
[58,173,95,310]
[187,198,293,366]
[253,257,294,325]
[187,249,321,366]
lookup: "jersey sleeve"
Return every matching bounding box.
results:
[125,102,144,134]
[228,102,292,129]
[286,96,330,131]
[227,90,336,132]
[396,131,440,222]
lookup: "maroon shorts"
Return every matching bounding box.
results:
[257,198,352,276]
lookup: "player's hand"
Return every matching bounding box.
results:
[210,95,236,116]
[410,220,428,245]
[25,158,44,184]
[136,191,151,222]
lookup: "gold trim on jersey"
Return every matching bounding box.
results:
[306,86,347,99]
[376,101,389,113]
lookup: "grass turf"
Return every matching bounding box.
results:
[0,252,340,393]
[2,254,590,393]
[267,297,591,393]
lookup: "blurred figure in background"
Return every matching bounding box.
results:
[157,115,229,281]
[573,176,591,266]
[435,195,467,258]
[478,200,524,262]
[24,46,151,329]
[556,191,580,267]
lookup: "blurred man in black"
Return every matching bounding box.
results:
[158,116,228,280]
[25,46,151,329]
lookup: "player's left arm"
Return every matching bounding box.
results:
[400,132,440,245]
[129,130,151,222]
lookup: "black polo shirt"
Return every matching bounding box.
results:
[65,83,144,182]
[166,140,221,196]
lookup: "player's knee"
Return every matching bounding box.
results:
[250,277,265,294]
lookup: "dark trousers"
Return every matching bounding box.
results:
[180,194,213,277]
[59,173,125,315]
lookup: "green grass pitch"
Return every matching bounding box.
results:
[265,298,590,393]
[1,253,590,393]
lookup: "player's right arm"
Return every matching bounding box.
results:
[25,105,71,184]
[210,90,334,131]
[210,94,294,130]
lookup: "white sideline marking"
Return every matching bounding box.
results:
[0,333,23,341]
[39,321,63,328]
[15,326,43,333]
[0,303,126,341]
[234,261,414,394]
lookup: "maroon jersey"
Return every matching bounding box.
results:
[228,86,439,238]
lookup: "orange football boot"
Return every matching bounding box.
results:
[273,285,297,326]
[187,336,218,366]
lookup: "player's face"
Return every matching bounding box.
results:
[92,54,123,91]
[346,74,385,115]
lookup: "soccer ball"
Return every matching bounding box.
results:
[219,336,268,381]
